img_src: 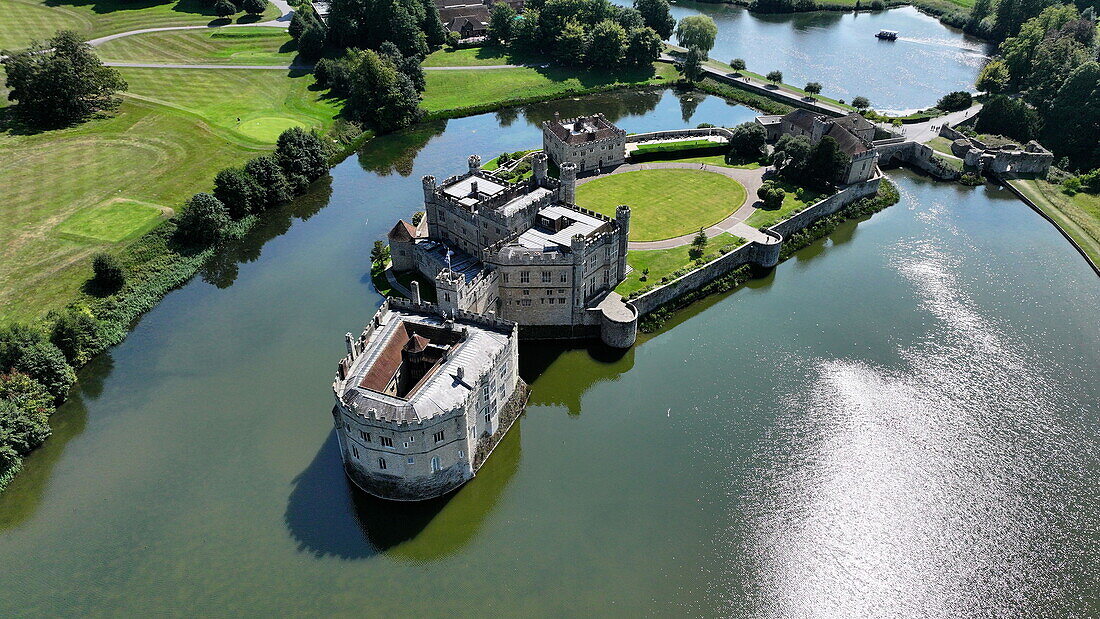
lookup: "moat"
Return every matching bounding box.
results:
[1,91,1097,614]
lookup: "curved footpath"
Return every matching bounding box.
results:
[575,161,769,250]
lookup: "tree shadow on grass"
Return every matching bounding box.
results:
[531,62,666,91]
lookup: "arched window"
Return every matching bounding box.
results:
[431,457,442,473]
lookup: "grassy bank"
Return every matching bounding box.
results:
[744,181,823,228]
[618,233,744,296]
[1008,179,1100,267]
[96,26,299,65]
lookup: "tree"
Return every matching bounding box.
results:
[289,10,315,40]
[2,30,128,128]
[730,58,746,71]
[728,121,767,159]
[975,95,1041,142]
[0,395,51,460]
[625,27,662,65]
[275,127,328,188]
[91,252,125,291]
[298,21,327,60]
[804,81,822,98]
[242,0,268,15]
[772,133,812,176]
[326,0,437,56]
[245,155,293,207]
[588,20,628,66]
[213,168,259,218]
[554,20,589,65]
[371,240,391,265]
[757,181,785,209]
[1043,61,1100,169]
[510,12,542,54]
[936,90,973,111]
[805,136,850,187]
[975,59,1010,93]
[689,229,708,259]
[49,308,101,365]
[214,0,238,18]
[411,211,425,225]
[488,2,517,44]
[851,95,870,109]
[176,193,230,246]
[675,15,717,57]
[635,0,675,39]
[766,70,783,84]
[346,48,424,131]
[0,325,75,403]
[682,46,705,82]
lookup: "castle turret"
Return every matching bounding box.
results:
[615,204,631,283]
[468,154,481,175]
[560,162,577,204]
[571,233,586,306]
[436,268,464,315]
[532,151,548,185]
[422,175,437,203]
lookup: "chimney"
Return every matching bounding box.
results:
[344,332,355,356]
[470,180,479,196]
[411,280,421,304]
[456,366,465,380]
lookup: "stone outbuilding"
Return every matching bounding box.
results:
[541,112,627,173]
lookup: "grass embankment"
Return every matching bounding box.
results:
[617,233,744,296]
[96,27,299,66]
[575,169,747,241]
[744,181,823,228]
[0,0,281,51]
[420,62,678,115]
[0,66,338,323]
[422,46,533,67]
[632,139,724,154]
[1009,179,1100,267]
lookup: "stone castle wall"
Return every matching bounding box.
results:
[769,176,882,239]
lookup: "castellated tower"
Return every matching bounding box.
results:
[467,154,481,175]
[615,205,631,282]
[532,151,548,185]
[422,175,437,203]
[560,162,577,204]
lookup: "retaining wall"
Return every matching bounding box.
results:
[768,177,883,239]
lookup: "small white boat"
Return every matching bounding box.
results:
[876,30,899,40]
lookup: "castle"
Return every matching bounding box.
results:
[541,112,627,173]
[332,298,525,501]
[757,109,880,185]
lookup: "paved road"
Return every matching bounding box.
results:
[576,161,769,250]
[87,0,293,47]
[901,103,983,143]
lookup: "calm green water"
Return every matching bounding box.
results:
[1,91,1097,616]
[614,1,993,112]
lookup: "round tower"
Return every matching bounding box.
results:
[615,205,631,282]
[532,151,548,185]
[467,154,481,175]
[422,175,437,202]
[560,162,578,204]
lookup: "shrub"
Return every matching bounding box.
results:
[852,96,870,110]
[937,91,972,112]
[213,168,258,219]
[244,155,292,208]
[0,396,51,457]
[7,341,74,403]
[730,58,746,71]
[91,252,125,291]
[242,0,268,15]
[275,127,328,187]
[214,0,238,18]
[176,193,230,246]
[49,308,102,365]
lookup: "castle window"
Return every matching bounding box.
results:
[502,273,509,283]
[407,456,415,464]
[558,289,564,294]
[378,458,387,470]
[522,299,531,306]
[458,450,465,460]
[352,446,360,459]
[359,430,370,442]
[444,293,450,302]
[485,411,492,425]
[431,457,442,473]
[523,289,529,295]
[380,436,393,448]
[433,430,445,443]
[546,289,553,295]
[560,272,567,282]
[520,271,530,283]
[541,271,551,283]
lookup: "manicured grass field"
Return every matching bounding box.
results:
[96,26,297,65]
[744,181,823,228]
[617,232,743,296]
[116,67,339,142]
[1010,179,1100,266]
[422,46,526,67]
[420,62,678,113]
[926,136,955,156]
[632,139,723,154]
[55,199,168,242]
[0,0,281,51]
[642,153,763,169]
[575,169,747,242]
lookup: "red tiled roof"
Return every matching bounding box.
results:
[388,220,417,242]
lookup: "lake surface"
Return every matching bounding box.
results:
[1,91,1097,616]
[619,1,993,111]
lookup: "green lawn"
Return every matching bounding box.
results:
[422,46,526,67]
[0,0,281,51]
[420,62,678,113]
[617,233,744,296]
[96,26,297,65]
[1009,179,1100,266]
[744,181,824,228]
[632,139,723,154]
[575,169,747,242]
[55,199,168,242]
[641,153,762,169]
[926,136,956,156]
[116,67,340,142]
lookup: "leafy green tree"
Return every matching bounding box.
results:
[728,121,767,159]
[2,30,127,128]
[805,136,850,187]
[245,155,293,207]
[554,20,590,65]
[975,59,1010,93]
[804,81,822,98]
[371,240,391,265]
[634,0,675,39]
[975,95,1041,142]
[757,181,785,209]
[625,27,662,65]
[936,90,973,111]
[510,12,543,53]
[378,41,426,92]
[214,0,238,18]
[772,134,811,176]
[275,127,329,187]
[289,10,315,39]
[851,95,870,109]
[298,21,328,60]
[91,252,125,291]
[682,46,705,82]
[588,20,628,66]
[730,58,746,71]
[1024,34,1090,107]
[675,15,717,57]
[766,70,783,84]
[0,395,51,459]
[242,0,268,15]
[0,325,75,404]
[326,0,436,56]
[689,229,708,259]
[488,2,517,44]
[48,308,101,365]
[213,168,259,218]
[176,193,230,246]
[0,373,54,423]
[346,48,424,131]
[1043,61,1100,169]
